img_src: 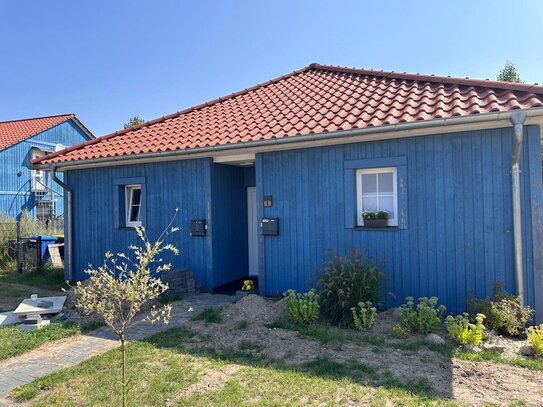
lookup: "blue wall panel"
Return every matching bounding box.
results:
[68,159,214,289]
[258,126,541,315]
[0,120,90,218]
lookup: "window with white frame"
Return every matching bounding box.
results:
[125,185,142,227]
[356,167,398,227]
[31,150,46,192]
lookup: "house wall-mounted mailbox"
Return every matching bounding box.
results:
[261,217,279,236]
[190,219,207,236]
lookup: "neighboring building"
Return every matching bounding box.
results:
[0,114,93,219]
[32,64,543,321]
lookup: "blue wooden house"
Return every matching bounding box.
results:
[32,64,543,321]
[0,114,93,219]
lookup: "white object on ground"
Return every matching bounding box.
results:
[0,312,22,327]
[18,315,50,332]
[424,333,446,345]
[13,296,67,317]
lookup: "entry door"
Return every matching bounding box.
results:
[247,187,259,276]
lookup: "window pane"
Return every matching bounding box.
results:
[378,172,393,193]
[362,197,377,212]
[130,205,140,222]
[379,196,394,218]
[362,174,377,193]
[131,188,141,205]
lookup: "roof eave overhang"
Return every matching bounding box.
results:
[32,107,543,171]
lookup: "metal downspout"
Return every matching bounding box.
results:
[510,111,527,305]
[50,165,73,281]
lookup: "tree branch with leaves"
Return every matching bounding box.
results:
[74,215,180,407]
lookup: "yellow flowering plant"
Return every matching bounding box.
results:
[241,279,254,291]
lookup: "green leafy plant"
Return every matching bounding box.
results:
[317,251,383,326]
[283,289,320,324]
[466,281,506,324]
[445,313,485,346]
[392,324,411,339]
[399,296,446,334]
[467,281,533,337]
[491,297,534,337]
[527,325,543,356]
[74,216,182,407]
[361,210,389,220]
[351,301,377,331]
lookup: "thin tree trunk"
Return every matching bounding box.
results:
[120,334,127,407]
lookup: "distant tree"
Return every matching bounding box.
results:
[124,116,145,129]
[496,61,524,83]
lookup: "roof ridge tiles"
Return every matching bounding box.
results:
[310,63,543,94]
[0,113,74,125]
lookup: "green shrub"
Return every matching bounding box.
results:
[317,251,383,326]
[467,281,533,336]
[399,296,446,334]
[445,313,485,346]
[284,289,320,324]
[491,297,534,336]
[527,325,543,356]
[351,301,377,331]
[392,324,410,339]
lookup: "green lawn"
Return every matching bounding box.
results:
[11,327,457,406]
[0,320,104,361]
[0,266,67,292]
[0,267,68,312]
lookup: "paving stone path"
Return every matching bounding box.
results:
[0,293,234,404]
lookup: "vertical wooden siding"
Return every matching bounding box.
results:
[258,126,541,315]
[69,159,214,288]
[0,121,90,218]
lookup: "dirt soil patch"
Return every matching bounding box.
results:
[184,295,543,407]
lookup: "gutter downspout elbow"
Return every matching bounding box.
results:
[50,166,73,281]
[510,111,527,306]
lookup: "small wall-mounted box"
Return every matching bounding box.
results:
[190,219,207,236]
[261,217,279,236]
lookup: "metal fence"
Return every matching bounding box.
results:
[0,217,64,272]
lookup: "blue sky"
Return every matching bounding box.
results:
[1,0,542,136]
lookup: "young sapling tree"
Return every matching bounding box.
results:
[74,216,180,407]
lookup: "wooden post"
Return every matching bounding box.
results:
[16,220,23,273]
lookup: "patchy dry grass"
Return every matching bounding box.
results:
[0,321,104,361]
[11,327,457,406]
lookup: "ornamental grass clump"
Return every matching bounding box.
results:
[284,289,320,324]
[445,313,486,346]
[399,296,446,334]
[527,325,543,356]
[351,301,377,331]
[74,217,182,407]
[317,251,383,326]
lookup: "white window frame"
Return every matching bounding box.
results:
[31,150,46,192]
[125,185,142,228]
[356,167,398,227]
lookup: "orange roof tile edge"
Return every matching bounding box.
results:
[32,63,543,166]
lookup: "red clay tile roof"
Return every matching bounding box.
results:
[34,64,543,165]
[0,114,89,152]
